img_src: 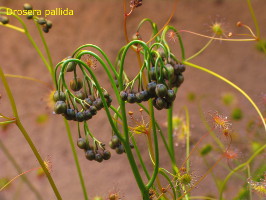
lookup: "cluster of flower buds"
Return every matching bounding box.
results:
[23,3,52,33]
[53,81,112,122]
[120,61,185,110]
[54,59,112,122]
[77,138,111,162]
[148,62,185,110]
[109,135,134,154]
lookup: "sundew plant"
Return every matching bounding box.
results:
[0,0,266,200]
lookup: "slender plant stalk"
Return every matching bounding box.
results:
[35,22,54,75]
[168,106,190,199]
[246,0,260,39]
[167,108,175,164]
[0,23,25,32]
[63,119,88,200]
[131,136,151,180]
[186,37,214,61]
[189,196,217,200]
[0,139,43,200]
[247,164,253,200]
[184,107,190,173]
[184,61,266,132]
[0,66,62,200]
[4,74,52,89]
[145,102,165,198]
[145,100,159,191]
[10,15,89,198]
[158,169,176,200]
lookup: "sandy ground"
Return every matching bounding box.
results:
[1,0,266,199]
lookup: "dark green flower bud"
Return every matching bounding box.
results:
[70,77,83,91]
[23,3,33,10]
[64,108,76,120]
[76,112,85,122]
[116,144,125,154]
[66,61,76,72]
[37,17,46,25]
[102,150,111,160]
[0,16,9,24]
[166,90,176,102]
[53,91,66,102]
[54,101,67,114]
[127,93,136,104]
[83,110,92,120]
[85,150,95,161]
[120,91,128,101]
[147,81,157,97]
[75,91,86,100]
[156,97,167,109]
[77,138,87,149]
[155,84,167,98]
[95,153,103,162]
[46,20,53,29]
[89,106,97,115]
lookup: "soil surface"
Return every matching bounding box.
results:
[1,0,266,200]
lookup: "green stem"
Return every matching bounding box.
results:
[184,61,266,132]
[131,136,151,180]
[159,169,177,200]
[118,40,151,199]
[120,99,148,198]
[184,107,190,173]
[186,38,214,61]
[35,22,54,77]
[189,196,217,200]
[145,100,159,190]
[161,26,186,60]
[246,0,260,39]
[0,23,25,32]
[0,139,43,200]
[167,108,176,165]
[168,104,188,199]
[64,119,88,200]
[25,30,54,84]
[0,120,16,125]
[71,44,118,78]
[138,103,172,163]
[247,164,253,200]
[0,66,62,200]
